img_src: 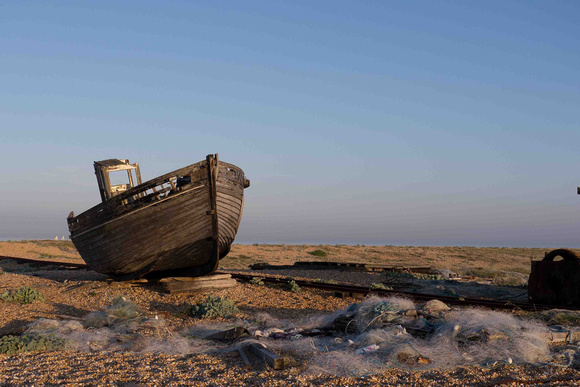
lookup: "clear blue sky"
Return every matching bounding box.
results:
[1,1,579,247]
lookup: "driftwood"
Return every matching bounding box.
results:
[206,327,249,342]
[246,343,288,370]
[237,347,254,369]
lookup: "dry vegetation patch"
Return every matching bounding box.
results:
[0,240,82,263]
[222,244,572,280]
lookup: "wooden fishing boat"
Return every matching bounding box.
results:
[67,154,249,280]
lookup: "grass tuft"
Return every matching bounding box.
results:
[534,310,580,326]
[287,280,301,293]
[313,278,338,284]
[0,334,66,355]
[104,296,142,319]
[250,277,264,285]
[184,296,239,319]
[370,283,390,290]
[0,287,44,304]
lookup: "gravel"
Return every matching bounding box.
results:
[1,253,580,385]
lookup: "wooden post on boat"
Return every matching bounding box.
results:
[206,154,220,271]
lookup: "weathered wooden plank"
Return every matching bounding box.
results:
[216,197,242,212]
[75,193,212,249]
[72,185,210,238]
[75,192,213,270]
[237,347,253,369]
[205,326,249,342]
[162,278,238,294]
[160,274,232,283]
[246,343,288,370]
[94,209,212,262]
[217,208,242,224]
[108,231,214,273]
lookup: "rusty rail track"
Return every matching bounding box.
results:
[0,255,88,268]
[0,255,574,311]
[224,272,564,311]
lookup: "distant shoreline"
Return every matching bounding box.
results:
[0,238,578,249]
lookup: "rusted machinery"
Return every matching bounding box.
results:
[529,249,580,307]
[528,186,580,306]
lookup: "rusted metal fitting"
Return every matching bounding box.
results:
[529,249,580,307]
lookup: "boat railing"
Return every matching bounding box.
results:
[68,161,209,234]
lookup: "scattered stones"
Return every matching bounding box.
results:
[26,318,61,333]
[421,299,451,313]
[430,269,458,279]
[1,242,580,385]
[82,311,110,328]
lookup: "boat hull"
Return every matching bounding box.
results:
[68,156,247,280]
